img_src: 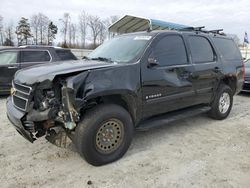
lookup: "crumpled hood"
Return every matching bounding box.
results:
[15,60,117,85]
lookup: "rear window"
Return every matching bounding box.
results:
[21,50,51,62]
[55,50,77,61]
[213,37,242,60]
[188,36,214,63]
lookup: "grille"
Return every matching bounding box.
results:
[12,82,32,111]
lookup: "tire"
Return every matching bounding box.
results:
[208,84,233,120]
[74,104,134,166]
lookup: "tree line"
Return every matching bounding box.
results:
[0,12,119,49]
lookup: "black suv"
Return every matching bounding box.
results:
[6,30,244,166]
[0,46,77,94]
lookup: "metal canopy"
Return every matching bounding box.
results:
[108,15,191,34]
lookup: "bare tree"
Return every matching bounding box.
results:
[87,15,103,47]
[30,13,49,45]
[4,22,14,46]
[38,13,49,44]
[98,20,107,44]
[69,23,77,47]
[0,15,4,45]
[60,13,70,46]
[30,14,39,45]
[79,11,88,48]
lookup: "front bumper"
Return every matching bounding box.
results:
[6,97,34,143]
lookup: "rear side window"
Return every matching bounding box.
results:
[21,50,51,63]
[213,37,242,60]
[0,51,18,64]
[151,35,188,66]
[189,36,214,63]
[55,50,77,61]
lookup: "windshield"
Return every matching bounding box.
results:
[88,35,152,63]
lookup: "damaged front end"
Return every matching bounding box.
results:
[8,73,89,148]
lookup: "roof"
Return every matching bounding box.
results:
[108,15,191,34]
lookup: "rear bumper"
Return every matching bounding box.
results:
[6,97,34,143]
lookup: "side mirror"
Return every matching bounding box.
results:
[148,57,159,67]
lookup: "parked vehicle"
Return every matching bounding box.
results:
[6,30,244,166]
[0,46,77,94]
[243,59,250,91]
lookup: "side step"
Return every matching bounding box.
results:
[137,105,211,131]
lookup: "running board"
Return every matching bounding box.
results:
[137,105,211,131]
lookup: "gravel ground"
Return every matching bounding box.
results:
[0,94,250,188]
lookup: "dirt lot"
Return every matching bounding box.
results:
[1,94,250,188]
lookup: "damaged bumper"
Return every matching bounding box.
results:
[6,97,35,143]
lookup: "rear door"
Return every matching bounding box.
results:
[185,34,222,104]
[141,33,196,118]
[0,50,20,93]
[20,50,52,68]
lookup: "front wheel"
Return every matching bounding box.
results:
[74,104,134,166]
[208,84,233,120]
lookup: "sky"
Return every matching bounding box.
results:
[1,0,250,43]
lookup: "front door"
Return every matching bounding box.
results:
[141,34,196,118]
[0,50,20,93]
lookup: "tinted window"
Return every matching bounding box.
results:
[152,35,187,66]
[55,50,77,60]
[0,51,18,64]
[189,36,214,63]
[21,50,51,62]
[213,37,242,60]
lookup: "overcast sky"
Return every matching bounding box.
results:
[1,0,250,42]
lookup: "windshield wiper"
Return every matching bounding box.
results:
[90,57,114,63]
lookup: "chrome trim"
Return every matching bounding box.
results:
[14,82,32,95]
[12,95,28,112]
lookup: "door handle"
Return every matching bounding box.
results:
[8,66,17,69]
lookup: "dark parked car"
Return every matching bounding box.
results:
[243,59,250,91]
[7,30,244,166]
[0,46,77,94]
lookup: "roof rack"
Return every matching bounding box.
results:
[18,45,61,49]
[179,26,226,36]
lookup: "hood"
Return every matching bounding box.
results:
[15,60,117,85]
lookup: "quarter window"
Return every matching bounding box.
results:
[151,35,188,66]
[212,37,242,60]
[21,51,51,63]
[189,36,214,63]
[0,51,18,64]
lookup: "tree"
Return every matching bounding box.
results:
[30,14,39,45]
[5,22,14,46]
[69,23,76,47]
[31,13,49,45]
[16,17,32,45]
[47,21,58,45]
[87,15,103,47]
[0,15,4,45]
[60,13,70,47]
[3,38,14,46]
[79,11,88,48]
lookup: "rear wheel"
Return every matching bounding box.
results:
[74,104,134,166]
[208,84,233,120]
